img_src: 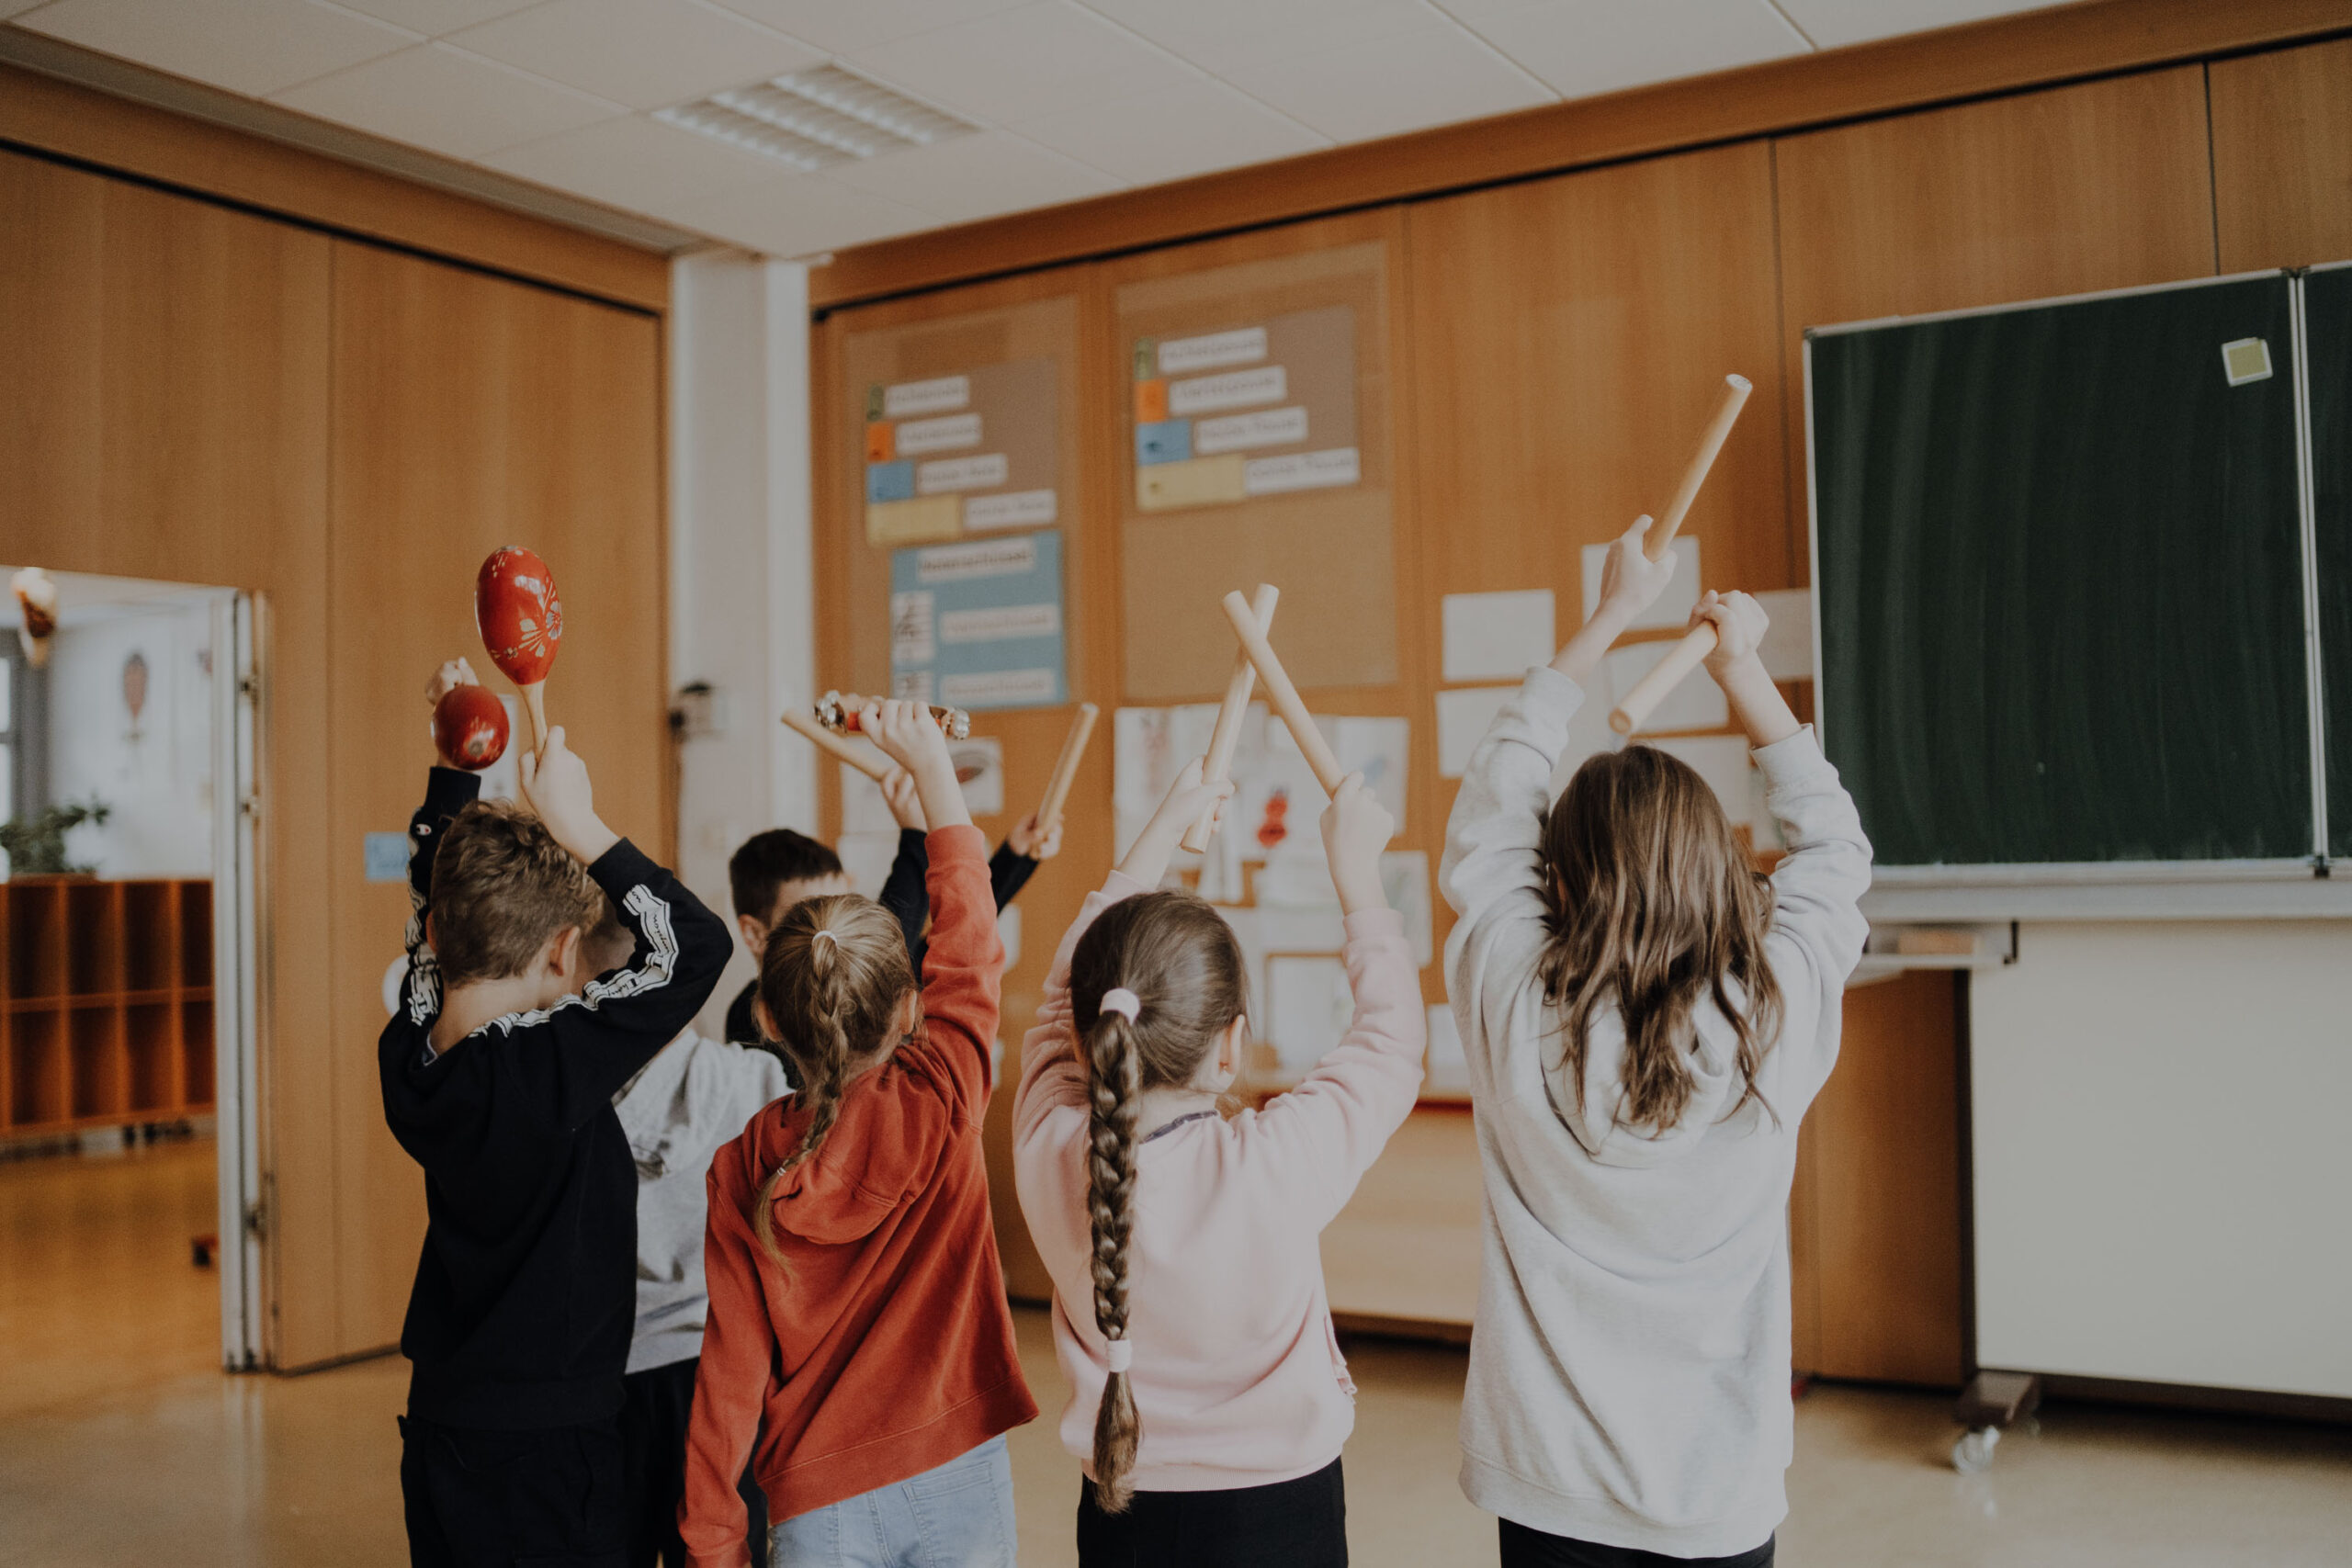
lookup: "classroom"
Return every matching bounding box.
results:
[1,2,2347,1565]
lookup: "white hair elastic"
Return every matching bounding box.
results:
[811,930,839,952]
[1105,1338,1134,1373]
[1099,987,1141,1021]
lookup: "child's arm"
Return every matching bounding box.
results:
[1254,777,1426,1229]
[863,700,999,1100]
[875,768,931,960]
[1695,591,1801,749]
[512,729,735,1127]
[989,811,1060,908]
[678,1183,777,1568]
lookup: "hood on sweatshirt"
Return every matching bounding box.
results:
[1543,992,1759,1170]
[724,1047,959,1250]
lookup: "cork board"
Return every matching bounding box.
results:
[835,295,1083,702]
[1114,241,1396,700]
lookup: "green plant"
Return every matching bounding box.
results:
[0,799,110,876]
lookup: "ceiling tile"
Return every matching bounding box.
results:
[1219,16,1552,143]
[1451,0,1804,100]
[1770,0,2056,49]
[478,110,786,211]
[1080,0,1432,78]
[14,0,419,97]
[822,130,1124,223]
[270,40,622,160]
[707,0,1028,56]
[846,0,1198,125]
[662,172,933,258]
[1012,78,1327,186]
[331,0,538,36]
[447,0,822,111]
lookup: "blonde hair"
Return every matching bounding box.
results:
[1068,892,1250,1512]
[747,894,916,1269]
[429,800,605,987]
[1536,745,1782,1134]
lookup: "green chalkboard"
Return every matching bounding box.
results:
[2310,264,2352,860]
[1809,274,2312,868]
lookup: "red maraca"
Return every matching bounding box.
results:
[432,683,510,771]
[475,547,561,752]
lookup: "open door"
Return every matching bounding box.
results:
[212,592,265,1371]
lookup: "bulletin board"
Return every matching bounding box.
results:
[1114,242,1397,700]
[833,295,1084,704]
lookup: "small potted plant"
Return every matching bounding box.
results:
[0,799,110,879]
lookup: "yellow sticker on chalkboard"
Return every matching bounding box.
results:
[866,495,962,547]
[2221,337,2273,386]
[1136,454,1248,513]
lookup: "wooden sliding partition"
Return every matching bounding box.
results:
[0,78,669,1369]
[812,19,2352,1378]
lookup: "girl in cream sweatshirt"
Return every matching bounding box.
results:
[1014,761,1425,1568]
[1442,521,1871,1565]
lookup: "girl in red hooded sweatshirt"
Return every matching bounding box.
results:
[679,697,1034,1568]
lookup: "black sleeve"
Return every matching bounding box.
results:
[723,978,762,1045]
[989,843,1038,909]
[878,828,929,960]
[393,768,482,1026]
[517,839,736,1132]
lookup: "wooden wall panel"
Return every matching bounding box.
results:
[326,242,666,1355]
[0,149,341,1366]
[2210,39,2352,271]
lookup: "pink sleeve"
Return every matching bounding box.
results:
[1011,872,1151,1260]
[1250,908,1427,1232]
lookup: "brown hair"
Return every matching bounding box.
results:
[1536,745,1783,1134]
[747,894,917,1269]
[429,800,605,987]
[1068,891,1250,1513]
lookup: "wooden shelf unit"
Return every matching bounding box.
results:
[0,877,214,1135]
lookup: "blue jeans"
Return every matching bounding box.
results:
[767,1434,1015,1567]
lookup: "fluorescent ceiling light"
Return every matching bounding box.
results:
[657,63,974,173]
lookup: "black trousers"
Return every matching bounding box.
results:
[616,1357,769,1568]
[1498,1518,1775,1567]
[399,1412,625,1568]
[1076,1457,1346,1568]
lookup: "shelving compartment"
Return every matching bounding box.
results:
[65,882,124,996]
[128,1000,179,1112]
[7,882,68,1000]
[123,881,178,993]
[70,1004,125,1122]
[179,881,213,991]
[180,997,216,1111]
[10,1006,69,1129]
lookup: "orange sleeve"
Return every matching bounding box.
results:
[909,824,1005,1111]
[676,1157,772,1568]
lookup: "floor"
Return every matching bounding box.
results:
[4,1140,2350,1567]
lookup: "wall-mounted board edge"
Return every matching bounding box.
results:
[1861,863,2351,922]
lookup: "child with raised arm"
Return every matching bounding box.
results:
[679,698,1034,1568]
[1014,761,1426,1567]
[1442,520,1873,1567]
[382,660,733,1568]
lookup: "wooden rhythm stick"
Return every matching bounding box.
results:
[1036,703,1100,827]
[1609,630,1718,735]
[1645,374,1751,561]
[779,705,894,784]
[1219,591,1346,797]
[1182,583,1279,853]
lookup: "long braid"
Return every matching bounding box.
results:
[1084,1008,1143,1512]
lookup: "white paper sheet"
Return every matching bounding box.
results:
[1265,953,1351,1078]
[949,736,1002,818]
[1442,589,1555,682]
[1753,587,1815,681]
[1644,734,1757,829]
[1602,640,1729,733]
[1583,536,1701,631]
[841,761,898,836]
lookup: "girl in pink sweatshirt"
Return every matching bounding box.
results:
[1013,760,1426,1568]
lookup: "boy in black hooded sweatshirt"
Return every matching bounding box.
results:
[380,659,730,1568]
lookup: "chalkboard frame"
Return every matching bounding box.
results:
[1804,268,2352,920]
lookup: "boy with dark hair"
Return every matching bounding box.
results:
[383,659,731,1568]
[720,784,1063,1044]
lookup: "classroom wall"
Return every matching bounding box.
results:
[45,600,217,878]
[0,89,671,1370]
[808,32,2352,1383]
[668,251,819,1037]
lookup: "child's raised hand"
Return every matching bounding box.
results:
[1319,773,1394,915]
[518,727,618,864]
[1596,515,1679,625]
[1007,811,1063,861]
[881,767,927,832]
[1693,590,1769,673]
[424,657,481,707]
[1119,757,1233,887]
[865,699,969,832]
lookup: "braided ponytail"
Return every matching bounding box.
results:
[747,894,914,1270]
[1084,1002,1144,1511]
[1067,892,1250,1513]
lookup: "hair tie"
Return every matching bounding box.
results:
[811,930,838,952]
[1104,1338,1134,1373]
[1099,987,1141,1021]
